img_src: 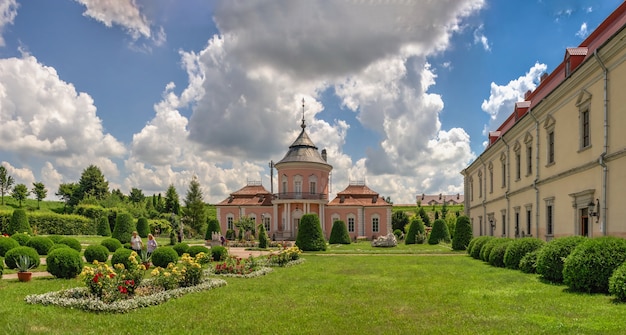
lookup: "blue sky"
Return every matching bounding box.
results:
[0,0,622,204]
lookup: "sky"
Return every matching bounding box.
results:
[0,0,623,205]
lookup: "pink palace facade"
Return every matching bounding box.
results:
[216,116,392,241]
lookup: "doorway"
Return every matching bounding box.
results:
[579,208,589,237]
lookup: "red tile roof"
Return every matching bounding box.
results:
[216,184,273,206]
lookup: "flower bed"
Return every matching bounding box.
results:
[266,246,302,267]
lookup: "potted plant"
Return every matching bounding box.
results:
[16,254,35,282]
[140,248,151,269]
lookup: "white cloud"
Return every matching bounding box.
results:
[0,0,17,46]
[1,161,35,187]
[576,22,588,38]
[473,24,490,51]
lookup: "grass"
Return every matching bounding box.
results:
[2,250,626,334]
[324,240,463,254]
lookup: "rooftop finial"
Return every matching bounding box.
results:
[301,98,306,129]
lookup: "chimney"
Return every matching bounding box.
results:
[321,149,327,162]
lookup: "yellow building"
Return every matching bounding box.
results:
[462,3,626,240]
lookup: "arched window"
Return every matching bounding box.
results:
[294,175,303,198]
[226,214,234,230]
[371,214,380,233]
[347,214,355,233]
[332,215,340,223]
[309,175,318,195]
[282,175,288,194]
[262,214,271,231]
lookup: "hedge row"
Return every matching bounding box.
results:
[0,211,94,235]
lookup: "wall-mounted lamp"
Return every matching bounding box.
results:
[588,198,600,223]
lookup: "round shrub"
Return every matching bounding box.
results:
[187,245,210,257]
[46,248,83,279]
[136,217,149,238]
[58,237,82,252]
[0,237,19,257]
[211,245,227,261]
[470,236,494,259]
[503,237,545,270]
[47,235,64,244]
[329,220,351,244]
[48,244,71,252]
[10,232,31,246]
[452,215,473,251]
[481,238,511,262]
[110,248,134,269]
[4,246,40,269]
[519,250,539,274]
[8,209,32,235]
[295,214,327,251]
[393,229,403,240]
[151,247,178,268]
[488,240,513,268]
[563,236,626,293]
[173,243,189,256]
[536,236,587,283]
[26,236,54,255]
[428,219,451,245]
[112,212,136,244]
[96,216,111,237]
[609,262,626,301]
[100,238,122,252]
[84,245,110,263]
[205,218,220,240]
[405,216,425,245]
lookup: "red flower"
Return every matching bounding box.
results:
[109,273,115,278]
[118,286,128,294]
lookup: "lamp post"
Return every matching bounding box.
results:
[588,198,600,223]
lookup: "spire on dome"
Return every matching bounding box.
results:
[301,98,306,129]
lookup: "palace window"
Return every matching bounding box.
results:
[545,197,555,236]
[526,207,532,236]
[548,131,555,164]
[263,216,271,231]
[478,170,483,198]
[488,164,494,194]
[227,215,234,230]
[372,216,379,233]
[282,175,288,194]
[526,146,532,176]
[309,175,317,194]
[515,151,521,181]
[348,217,355,233]
[294,175,302,198]
[581,109,590,149]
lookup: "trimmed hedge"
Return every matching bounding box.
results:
[136,217,149,238]
[101,238,123,252]
[187,245,210,257]
[480,238,511,262]
[329,220,351,244]
[295,214,327,251]
[205,218,220,240]
[503,237,545,270]
[97,216,111,237]
[48,235,64,244]
[58,237,82,252]
[26,236,54,255]
[112,213,135,244]
[84,245,110,263]
[519,250,539,274]
[428,219,451,245]
[0,212,94,235]
[48,244,71,252]
[609,261,626,301]
[452,215,472,251]
[0,237,19,257]
[469,236,494,259]
[173,243,189,256]
[151,247,178,268]
[4,246,40,269]
[563,236,626,293]
[46,248,83,279]
[258,223,269,249]
[110,248,134,269]
[488,240,513,268]
[405,216,425,245]
[536,236,587,283]
[210,246,227,261]
[10,232,31,246]
[8,209,32,235]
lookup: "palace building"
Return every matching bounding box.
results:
[216,102,391,240]
[462,2,626,240]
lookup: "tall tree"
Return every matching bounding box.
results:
[129,187,145,205]
[183,176,206,233]
[0,165,14,205]
[391,210,409,232]
[164,184,180,214]
[56,182,79,213]
[77,165,109,201]
[11,183,29,207]
[31,182,47,209]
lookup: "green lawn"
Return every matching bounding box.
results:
[2,252,626,334]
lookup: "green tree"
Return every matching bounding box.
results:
[112,213,136,244]
[428,218,451,245]
[77,165,109,202]
[295,214,326,251]
[452,215,473,251]
[183,176,206,234]
[128,187,145,205]
[11,183,29,207]
[136,217,150,238]
[329,220,351,244]
[235,216,256,241]
[405,215,425,245]
[164,184,180,214]
[0,166,14,205]
[205,218,220,240]
[391,211,409,233]
[56,183,79,212]
[8,208,32,235]
[257,223,269,249]
[418,207,431,227]
[31,182,47,209]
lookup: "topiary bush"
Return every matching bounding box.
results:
[405,216,425,245]
[428,219,451,245]
[84,245,110,263]
[519,250,539,274]
[0,237,19,257]
[96,216,111,237]
[503,237,545,270]
[151,247,178,268]
[26,236,54,255]
[48,235,64,244]
[393,229,403,240]
[187,245,210,257]
[488,240,513,268]
[4,246,40,269]
[452,215,473,251]
[101,238,123,252]
[136,217,149,238]
[205,218,220,240]
[112,213,135,244]
[536,236,587,283]
[295,214,327,251]
[257,223,269,249]
[7,209,32,235]
[563,236,626,293]
[225,229,236,240]
[609,261,626,301]
[480,238,511,262]
[46,248,83,279]
[58,237,82,252]
[211,246,227,261]
[173,243,189,256]
[470,236,494,259]
[329,220,351,244]
[10,232,31,246]
[48,244,71,252]
[110,248,134,269]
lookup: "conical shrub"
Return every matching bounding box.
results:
[329,220,350,244]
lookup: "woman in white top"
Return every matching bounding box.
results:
[131,231,143,252]
[147,233,158,256]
